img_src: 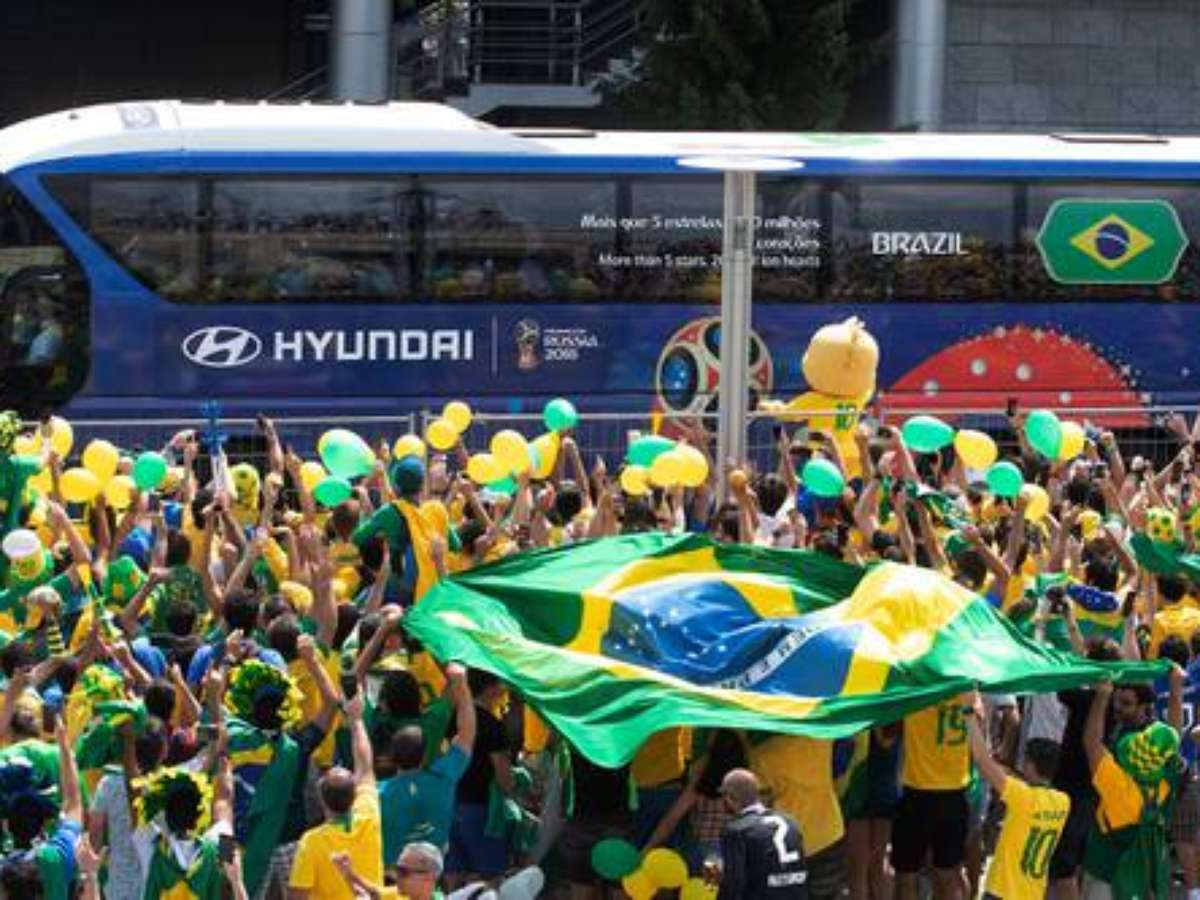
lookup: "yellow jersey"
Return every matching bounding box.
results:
[1149,604,1200,657]
[985,777,1070,899]
[288,784,382,900]
[1093,750,1170,833]
[631,727,692,789]
[750,735,844,854]
[779,390,870,479]
[902,696,971,791]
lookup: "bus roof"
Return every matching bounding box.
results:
[5,99,1200,173]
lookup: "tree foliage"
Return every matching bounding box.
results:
[602,0,864,131]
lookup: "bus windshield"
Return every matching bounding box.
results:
[0,177,88,416]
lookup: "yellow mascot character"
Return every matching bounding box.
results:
[763,317,878,479]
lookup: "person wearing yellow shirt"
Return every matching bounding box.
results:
[749,734,847,900]
[1148,574,1200,658]
[892,695,971,900]
[1081,676,1184,900]
[965,692,1070,900]
[288,689,382,900]
[631,727,692,846]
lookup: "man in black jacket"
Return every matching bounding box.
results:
[716,768,809,899]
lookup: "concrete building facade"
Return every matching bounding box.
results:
[942,0,1200,132]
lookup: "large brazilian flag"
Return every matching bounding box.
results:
[405,533,1161,766]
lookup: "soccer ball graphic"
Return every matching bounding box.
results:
[1146,506,1177,544]
[653,316,774,420]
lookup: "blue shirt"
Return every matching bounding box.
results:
[379,744,470,865]
[1155,660,1200,773]
[186,640,285,688]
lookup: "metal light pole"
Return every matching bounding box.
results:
[679,157,804,499]
[717,170,756,490]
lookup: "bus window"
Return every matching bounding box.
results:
[623,176,820,303]
[828,182,1017,301]
[0,178,88,416]
[420,177,617,303]
[47,176,201,301]
[1021,184,1200,302]
[209,178,413,302]
[753,177,822,302]
[626,176,724,302]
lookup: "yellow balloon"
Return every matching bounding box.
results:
[104,474,135,510]
[1058,421,1086,461]
[393,434,427,460]
[621,869,656,900]
[649,448,685,488]
[490,430,530,475]
[299,461,327,493]
[1020,483,1050,523]
[48,416,73,457]
[676,445,710,489]
[82,440,120,482]
[644,848,688,889]
[60,467,101,504]
[426,418,459,452]
[531,432,559,479]
[620,465,650,496]
[443,401,473,434]
[13,434,40,456]
[681,878,717,900]
[467,452,505,485]
[953,429,998,470]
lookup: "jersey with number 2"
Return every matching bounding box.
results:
[718,805,808,900]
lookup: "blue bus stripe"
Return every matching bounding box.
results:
[14,151,1200,181]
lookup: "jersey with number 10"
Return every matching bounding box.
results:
[902,696,971,790]
[985,778,1070,899]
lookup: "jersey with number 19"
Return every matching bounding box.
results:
[903,696,971,790]
[985,778,1070,900]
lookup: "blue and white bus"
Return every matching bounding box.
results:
[2,99,1199,424]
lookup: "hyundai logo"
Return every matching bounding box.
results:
[181,326,263,368]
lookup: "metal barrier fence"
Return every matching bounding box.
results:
[22,405,1191,478]
[419,405,1190,475]
[26,415,417,476]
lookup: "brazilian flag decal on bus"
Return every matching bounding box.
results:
[405,534,1161,766]
[1037,199,1188,284]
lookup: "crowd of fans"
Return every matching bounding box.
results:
[0,404,1198,900]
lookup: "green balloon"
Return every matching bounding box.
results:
[627,435,675,468]
[543,397,578,433]
[901,415,955,454]
[802,458,845,498]
[986,461,1024,499]
[591,837,641,881]
[131,452,168,491]
[1024,409,1063,459]
[321,430,375,480]
[486,476,517,495]
[313,476,353,508]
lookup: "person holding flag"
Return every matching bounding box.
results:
[965,690,1070,900]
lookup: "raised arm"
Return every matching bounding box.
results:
[446,662,477,754]
[966,691,1007,795]
[345,691,374,788]
[55,711,84,825]
[1084,681,1113,773]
